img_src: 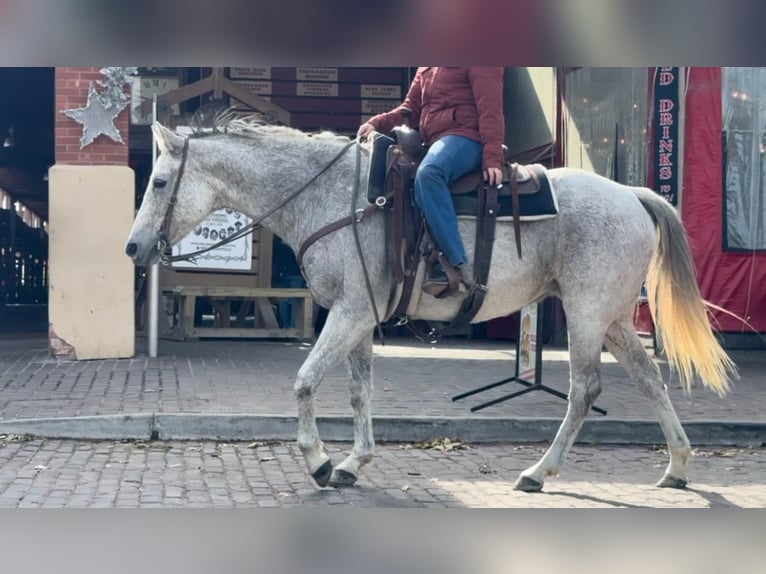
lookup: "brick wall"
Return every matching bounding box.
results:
[55,67,129,165]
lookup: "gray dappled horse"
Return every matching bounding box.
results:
[126,118,736,493]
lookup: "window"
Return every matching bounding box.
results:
[723,67,766,251]
[563,68,649,186]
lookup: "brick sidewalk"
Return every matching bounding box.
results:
[0,436,764,507]
[0,334,763,423]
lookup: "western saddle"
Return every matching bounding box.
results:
[371,125,546,334]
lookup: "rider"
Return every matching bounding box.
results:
[357,67,506,294]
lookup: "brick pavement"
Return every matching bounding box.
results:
[0,334,764,423]
[0,434,764,508]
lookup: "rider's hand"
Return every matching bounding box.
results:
[357,122,375,140]
[484,167,503,187]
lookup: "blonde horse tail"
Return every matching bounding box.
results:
[632,187,737,396]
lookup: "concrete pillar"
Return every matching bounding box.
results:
[48,67,135,360]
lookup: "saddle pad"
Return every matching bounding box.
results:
[454,166,559,222]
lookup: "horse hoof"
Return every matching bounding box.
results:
[514,475,543,493]
[657,475,687,489]
[311,460,334,488]
[329,469,358,487]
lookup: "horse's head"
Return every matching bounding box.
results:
[125,123,216,265]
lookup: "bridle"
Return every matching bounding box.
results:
[155,136,360,266]
[157,138,190,257]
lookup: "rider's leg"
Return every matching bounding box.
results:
[414,135,482,290]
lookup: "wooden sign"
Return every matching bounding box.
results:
[296,82,339,97]
[296,67,338,82]
[231,80,273,96]
[361,84,402,99]
[361,100,397,115]
[230,67,272,80]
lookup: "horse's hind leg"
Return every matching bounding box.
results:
[294,304,373,488]
[330,332,375,487]
[515,316,607,492]
[604,320,691,488]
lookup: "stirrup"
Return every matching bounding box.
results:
[423,256,464,298]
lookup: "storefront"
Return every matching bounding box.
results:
[43,66,764,359]
[560,67,766,348]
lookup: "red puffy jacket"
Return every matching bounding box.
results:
[368,67,506,170]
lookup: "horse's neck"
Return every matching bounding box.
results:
[220,139,361,252]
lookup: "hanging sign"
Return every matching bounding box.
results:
[652,67,680,206]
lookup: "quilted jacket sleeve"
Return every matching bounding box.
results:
[468,67,506,170]
[367,70,423,135]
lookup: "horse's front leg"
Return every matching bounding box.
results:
[331,331,375,487]
[294,303,373,487]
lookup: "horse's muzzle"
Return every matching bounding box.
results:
[125,230,161,266]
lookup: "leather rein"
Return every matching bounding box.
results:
[156,137,359,266]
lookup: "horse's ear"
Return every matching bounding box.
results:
[151,122,185,156]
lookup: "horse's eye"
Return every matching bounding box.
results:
[154,178,167,189]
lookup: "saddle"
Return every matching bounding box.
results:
[369,125,548,332]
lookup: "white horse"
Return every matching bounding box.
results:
[125,117,736,492]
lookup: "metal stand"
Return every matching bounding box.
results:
[147,95,160,358]
[452,301,607,415]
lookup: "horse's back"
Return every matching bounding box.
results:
[546,167,657,305]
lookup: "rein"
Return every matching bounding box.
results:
[158,138,357,265]
[296,141,391,344]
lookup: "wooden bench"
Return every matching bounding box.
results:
[161,285,314,341]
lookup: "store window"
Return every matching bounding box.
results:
[723,67,766,251]
[563,68,649,186]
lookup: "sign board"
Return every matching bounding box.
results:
[296,67,338,82]
[231,80,273,96]
[361,84,402,99]
[230,80,273,109]
[361,100,397,115]
[230,67,272,80]
[171,209,254,271]
[517,303,539,384]
[652,67,680,206]
[296,82,339,97]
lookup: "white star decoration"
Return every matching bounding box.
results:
[63,83,126,148]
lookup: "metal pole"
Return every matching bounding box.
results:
[147,94,160,358]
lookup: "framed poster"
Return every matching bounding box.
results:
[171,208,254,271]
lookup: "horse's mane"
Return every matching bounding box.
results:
[183,106,351,144]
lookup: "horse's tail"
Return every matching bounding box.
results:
[632,187,737,396]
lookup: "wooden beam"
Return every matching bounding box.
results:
[139,75,215,117]
[168,286,312,299]
[255,298,280,329]
[222,80,291,125]
[189,327,303,339]
[138,68,292,126]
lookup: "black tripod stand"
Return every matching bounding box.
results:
[452,302,607,415]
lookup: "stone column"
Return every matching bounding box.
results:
[48,67,135,360]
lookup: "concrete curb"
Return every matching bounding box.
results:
[1,413,765,446]
[0,414,154,440]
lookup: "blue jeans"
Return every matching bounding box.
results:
[415,134,482,267]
